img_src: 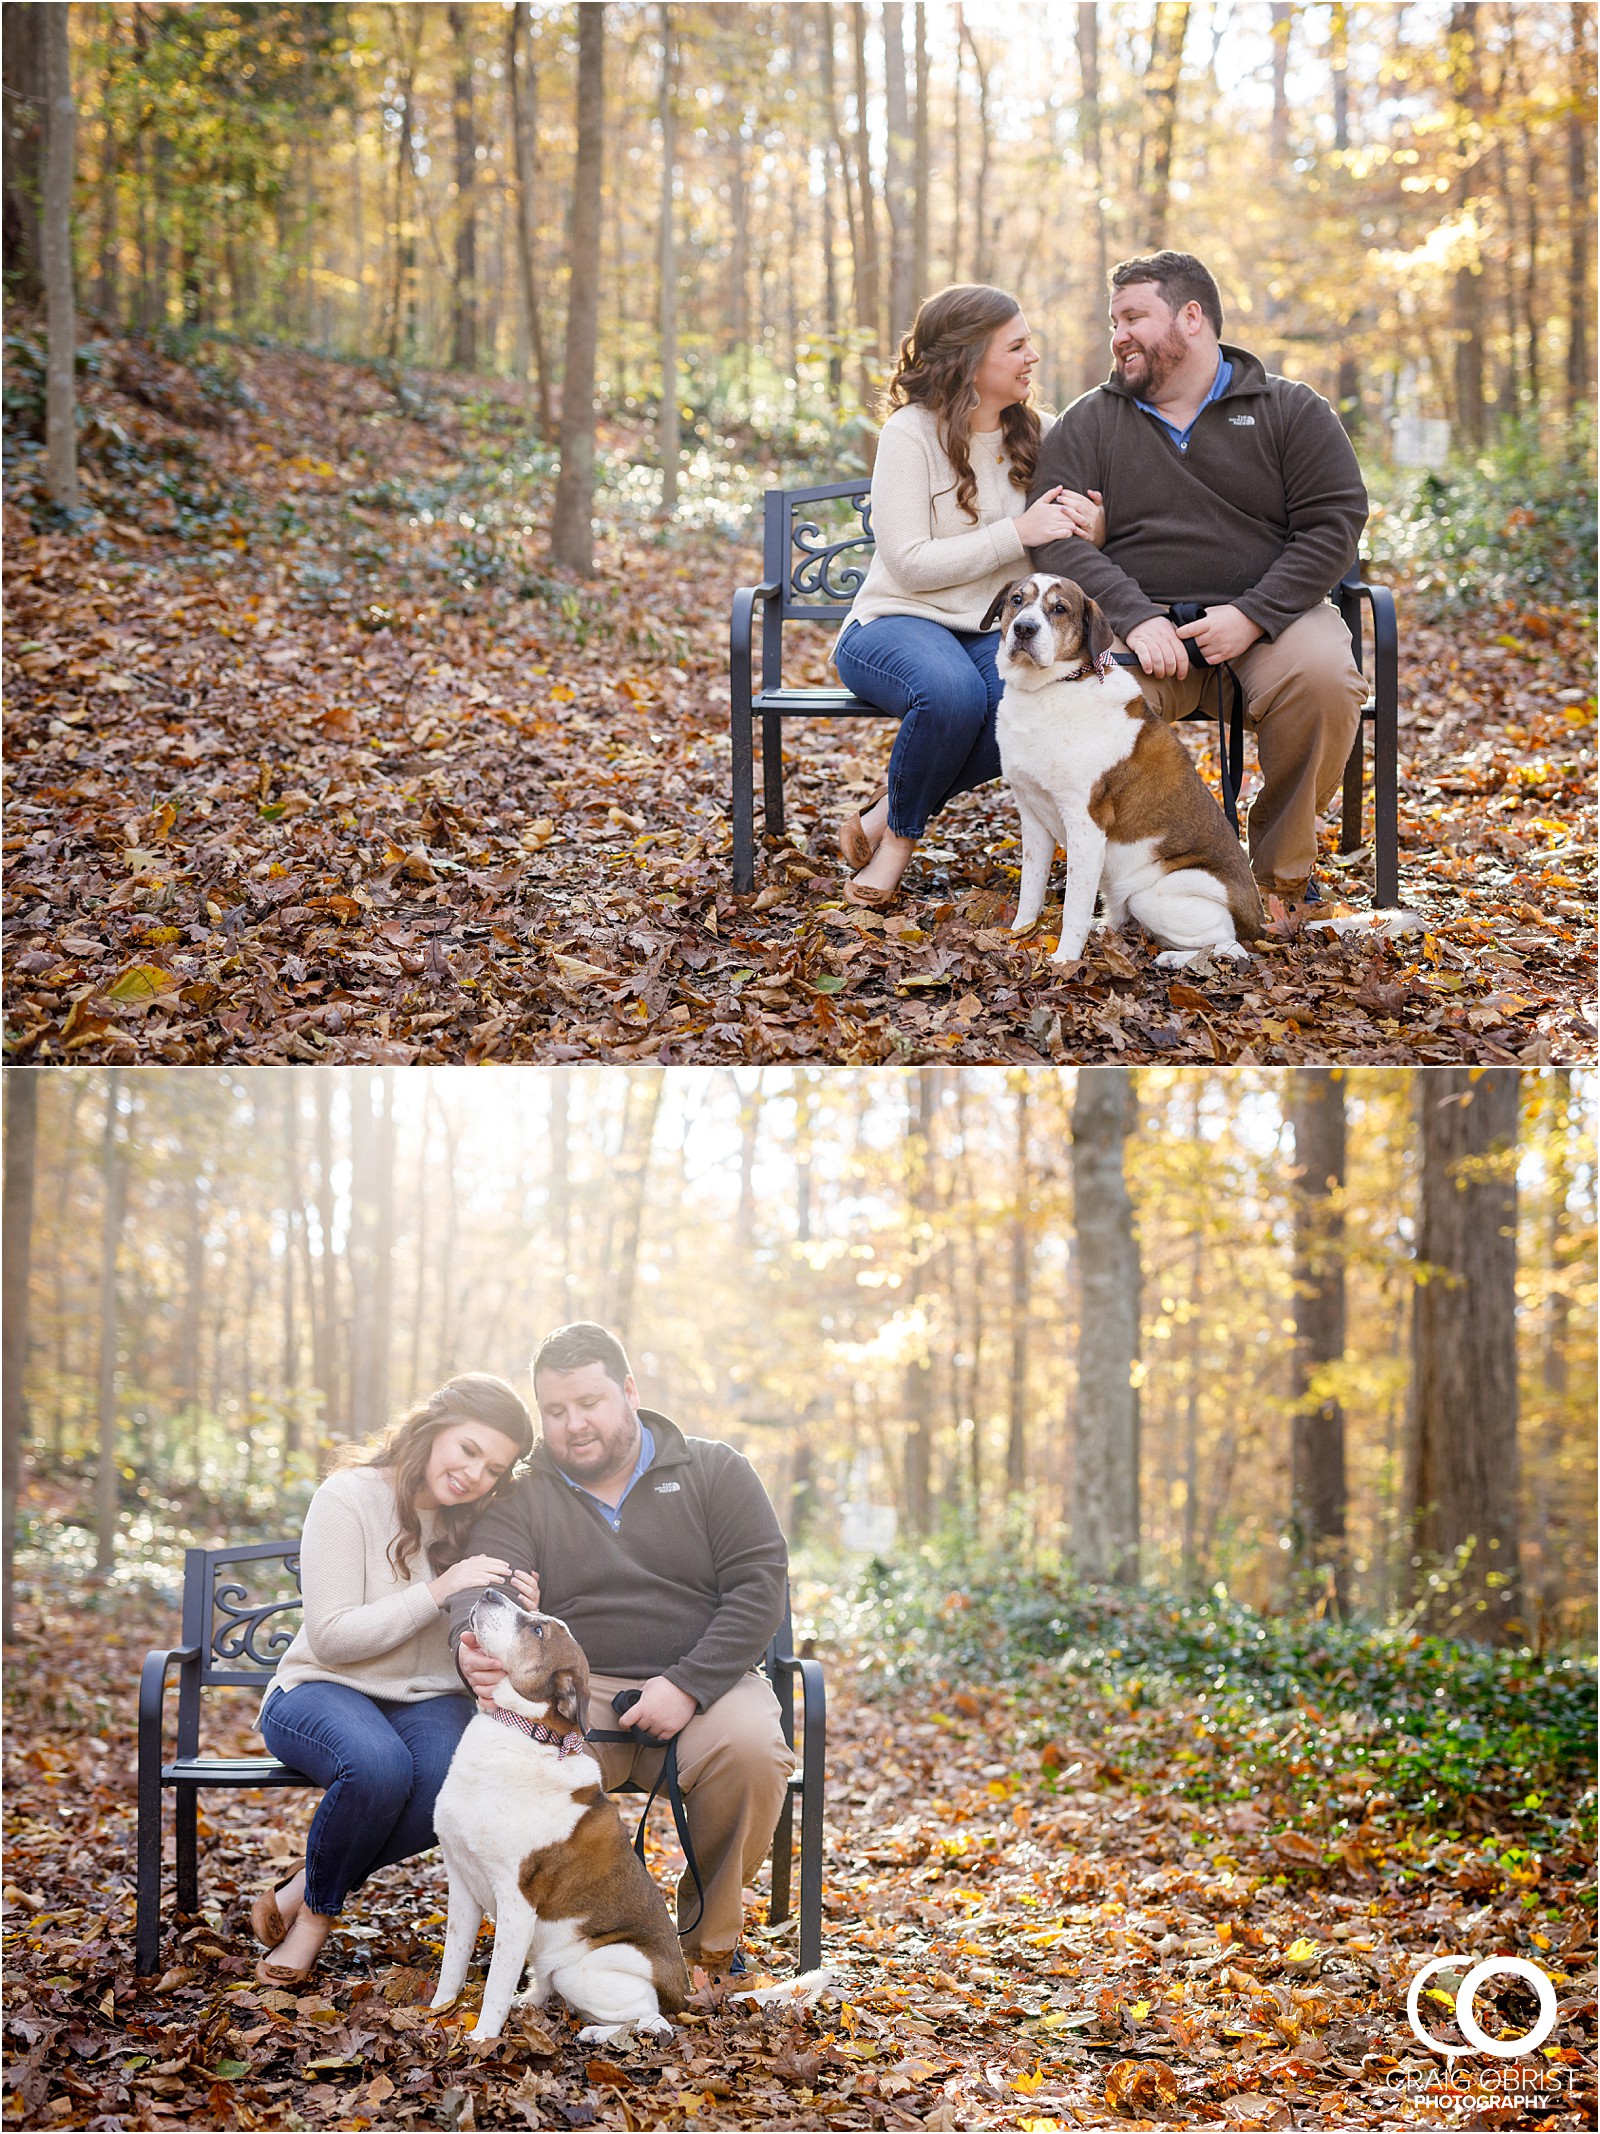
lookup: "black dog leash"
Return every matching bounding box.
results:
[1113,607,1246,833]
[587,1701,706,1938]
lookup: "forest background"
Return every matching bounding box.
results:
[4,1063,1595,1643]
[2,2,1596,1068]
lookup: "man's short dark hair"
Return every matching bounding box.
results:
[1111,251,1224,338]
[532,1321,632,1391]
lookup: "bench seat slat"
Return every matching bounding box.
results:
[162,1757,298,1784]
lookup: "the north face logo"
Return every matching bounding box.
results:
[1228,414,1256,426]
[654,1480,681,1494]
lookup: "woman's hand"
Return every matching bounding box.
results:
[1015,484,1103,548]
[426,1553,513,1607]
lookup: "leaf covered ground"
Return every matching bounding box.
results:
[3,1571,1595,2131]
[3,335,1595,1067]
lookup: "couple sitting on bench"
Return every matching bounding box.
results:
[832,248,1370,916]
[248,1323,793,1991]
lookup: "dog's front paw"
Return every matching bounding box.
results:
[429,1990,459,2013]
[1052,938,1089,965]
[578,2022,629,2045]
[468,2019,505,2043]
[1154,948,1199,970]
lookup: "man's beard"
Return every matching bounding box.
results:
[1115,321,1188,398]
[554,1417,638,1485]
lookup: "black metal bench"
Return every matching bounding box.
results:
[730,479,1400,906]
[137,1540,825,1976]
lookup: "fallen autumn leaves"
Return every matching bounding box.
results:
[3,1578,1595,2130]
[3,337,1595,1067]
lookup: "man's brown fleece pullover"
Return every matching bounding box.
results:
[1028,344,1368,643]
[445,1409,787,1713]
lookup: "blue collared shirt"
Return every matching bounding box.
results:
[1133,355,1233,453]
[559,1423,655,1532]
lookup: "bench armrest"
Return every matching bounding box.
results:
[731,582,781,718]
[769,1652,826,1761]
[138,1644,199,1771]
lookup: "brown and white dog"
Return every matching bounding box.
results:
[981,574,1264,967]
[429,1591,689,2043]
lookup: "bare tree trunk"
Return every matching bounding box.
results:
[1071,1069,1141,1585]
[3,1076,41,1639]
[959,15,995,282]
[608,1077,663,1348]
[549,1075,573,1325]
[1006,1084,1031,1496]
[1406,1071,1522,1642]
[1449,3,1487,444]
[447,4,477,371]
[507,5,552,437]
[95,1074,128,1575]
[816,12,843,399]
[95,6,120,323]
[849,4,882,361]
[313,1077,340,1431]
[901,1074,937,1535]
[1076,3,1109,390]
[385,19,418,362]
[2,5,45,303]
[43,3,78,512]
[1566,2,1592,415]
[912,2,929,302]
[882,3,914,353]
[550,3,605,575]
[1288,1071,1349,1614]
[1329,2,1360,429]
[1140,2,1190,253]
[281,1082,301,1464]
[656,7,680,511]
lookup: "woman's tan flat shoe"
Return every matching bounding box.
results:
[255,1952,321,1988]
[843,880,899,910]
[250,1864,304,1950]
[838,806,878,871]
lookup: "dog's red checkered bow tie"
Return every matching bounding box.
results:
[483,1706,586,1757]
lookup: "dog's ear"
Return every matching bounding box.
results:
[1083,596,1116,672]
[551,1660,589,1728]
[979,581,1020,632]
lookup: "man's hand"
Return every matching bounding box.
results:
[1126,615,1190,679]
[457,1631,507,1713]
[615,1676,698,1742]
[1175,603,1264,664]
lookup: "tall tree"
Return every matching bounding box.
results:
[507,3,552,437]
[1406,1071,1522,1642]
[3,1075,41,1639]
[447,5,478,371]
[881,3,914,351]
[608,1075,662,1347]
[911,3,930,304]
[1076,2,1110,390]
[1139,2,1191,252]
[1,5,45,303]
[1566,1,1593,416]
[550,3,605,575]
[848,4,882,359]
[1288,1071,1348,1613]
[656,7,680,511]
[901,1074,937,1534]
[95,1074,128,1575]
[1448,3,1487,443]
[42,1,78,512]
[1071,1069,1141,1585]
[1006,1084,1032,1497]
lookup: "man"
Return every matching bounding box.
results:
[449,1321,793,1979]
[1029,250,1369,900]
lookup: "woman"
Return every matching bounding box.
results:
[834,284,1105,905]
[250,1373,538,1986]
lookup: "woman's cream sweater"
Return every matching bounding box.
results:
[260,1465,460,1716]
[837,401,1030,644]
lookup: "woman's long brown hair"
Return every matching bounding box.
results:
[332,1373,535,1580]
[885,283,1041,522]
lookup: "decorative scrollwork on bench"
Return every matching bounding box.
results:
[790,494,874,604]
[212,1556,303,1670]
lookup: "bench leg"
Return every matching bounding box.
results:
[768,1789,794,1927]
[136,1766,164,1974]
[761,711,785,839]
[1373,695,1399,911]
[731,707,756,895]
[798,1766,823,1974]
[1340,721,1364,854]
[175,1786,199,1913]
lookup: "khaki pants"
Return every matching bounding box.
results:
[584,1670,795,1966]
[1120,602,1365,891]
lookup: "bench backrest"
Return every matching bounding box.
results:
[172,1538,798,1751]
[761,480,873,686]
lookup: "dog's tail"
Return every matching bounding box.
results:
[730,1966,841,2009]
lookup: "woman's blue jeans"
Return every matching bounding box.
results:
[260,1682,474,1916]
[836,616,1004,840]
